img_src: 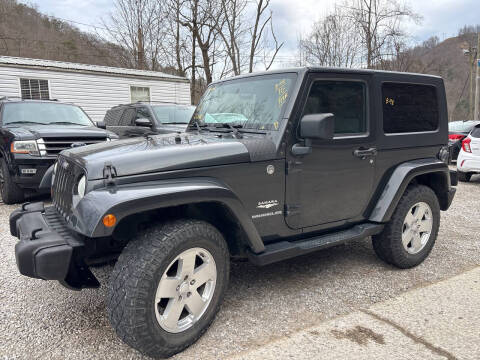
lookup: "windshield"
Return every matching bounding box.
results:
[2,102,93,126]
[449,121,479,132]
[151,105,196,124]
[191,73,297,131]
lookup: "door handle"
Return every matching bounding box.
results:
[353,147,377,158]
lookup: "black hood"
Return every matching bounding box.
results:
[6,124,115,140]
[61,132,277,180]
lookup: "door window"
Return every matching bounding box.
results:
[135,107,153,125]
[303,80,367,136]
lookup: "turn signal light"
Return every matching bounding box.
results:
[103,214,116,227]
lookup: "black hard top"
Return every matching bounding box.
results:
[210,66,442,85]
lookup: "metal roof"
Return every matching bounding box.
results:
[0,56,188,82]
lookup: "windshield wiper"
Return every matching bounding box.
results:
[189,119,209,132]
[5,121,46,125]
[49,121,87,125]
[220,123,243,139]
[163,122,189,125]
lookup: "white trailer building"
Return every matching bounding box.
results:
[0,56,191,121]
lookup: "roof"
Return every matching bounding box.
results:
[0,56,188,82]
[0,96,74,105]
[211,66,441,85]
[112,102,196,108]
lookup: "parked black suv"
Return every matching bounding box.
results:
[0,97,118,204]
[10,68,456,358]
[104,102,196,138]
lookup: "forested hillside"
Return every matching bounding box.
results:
[0,0,127,67]
[400,28,479,121]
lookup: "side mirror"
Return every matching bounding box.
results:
[300,113,335,140]
[135,118,152,127]
[96,121,106,129]
[292,113,335,156]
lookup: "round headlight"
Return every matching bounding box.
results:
[77,175,86,198]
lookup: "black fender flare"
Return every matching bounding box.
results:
[39,164,54,190]
[71,177,265,253]
[369,158,452,223]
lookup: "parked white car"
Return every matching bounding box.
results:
[457,125,480,182]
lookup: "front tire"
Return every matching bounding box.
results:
[0,159,24,204]
[372,185,440,269]
[107,219,230,359]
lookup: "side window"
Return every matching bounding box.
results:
[104,108,124,126]
[119,107,136,126]
[135,107,152,121]
[303,80,367,135]
[382,83,439,134]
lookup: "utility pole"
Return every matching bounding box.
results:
[470,50,474,118]
[475,32,480,120]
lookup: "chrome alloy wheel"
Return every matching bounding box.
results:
[154,247,217,333]
[402,202,433,254]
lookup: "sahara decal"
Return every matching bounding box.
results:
[257,200,279,209]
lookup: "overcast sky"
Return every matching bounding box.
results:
[20,0,480,67]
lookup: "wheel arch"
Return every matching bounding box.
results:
[73,177,265,254]
[369,158,452,223]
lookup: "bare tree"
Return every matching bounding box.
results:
[102,0,165,70]
[299,7,361,67]
[177,0,224,86]
[216,0,248,76]
[248,0,283,73]
[342,0,421,68]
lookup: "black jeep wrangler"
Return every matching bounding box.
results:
[10,68,456,358]
[0,97,118,204]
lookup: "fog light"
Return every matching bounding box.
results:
[103,214,116,227]
[21,168,37,174]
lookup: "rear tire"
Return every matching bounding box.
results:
[458,172,472,182]
[107,219,230,358]
[372,185,440,269]
[0,159,24,204]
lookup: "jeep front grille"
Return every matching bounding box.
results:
[52,156,83,219]
[38,137,107,156]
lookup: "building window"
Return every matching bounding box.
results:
[382,82,439,134]
[130,86,150,103]
[20,78,50,100]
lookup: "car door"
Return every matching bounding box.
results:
[285,74,376,229]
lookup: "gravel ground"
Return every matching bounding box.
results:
[1,177,480,360]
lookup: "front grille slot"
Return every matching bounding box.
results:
[38,137,107,156]
[52,157,83,219]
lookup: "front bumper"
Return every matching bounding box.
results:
[11,154,56,190]
[10,202,99,290]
